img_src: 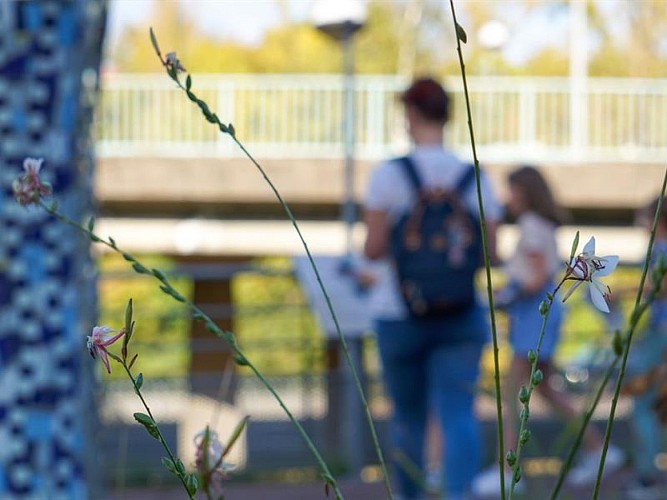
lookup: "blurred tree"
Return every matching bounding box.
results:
[254,24,340,73]
[589,0,667,77]
[108,0,667,78]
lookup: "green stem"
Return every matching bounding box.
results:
[447,1,505,497]
[507,288,558,499]
[121,363,194,499]
[164,68,391,497]
[40,201,345,500]
[549,356,619,499]
[231,137,392,497]
[592,167,667,499]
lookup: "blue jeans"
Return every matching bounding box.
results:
[376,306,486,498]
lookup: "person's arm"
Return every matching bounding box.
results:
[364,209,390,260]
[520,250,550,295]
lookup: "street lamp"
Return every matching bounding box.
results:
[312,0,367,258]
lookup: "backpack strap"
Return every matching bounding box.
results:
[398,156,478,195]
[396,155,423,192]
[454,163,477,194]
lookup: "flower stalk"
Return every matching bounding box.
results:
[591,168,667,499]
[34,196,345,499]
[149,29,389,499]
[88,301,197,499]
[447,2,506,496]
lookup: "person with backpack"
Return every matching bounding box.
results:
[363,77,503,499]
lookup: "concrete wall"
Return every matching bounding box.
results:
[97,157,665,212]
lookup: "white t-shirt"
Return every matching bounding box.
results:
[504,211,561,287]
[363,145,503,320]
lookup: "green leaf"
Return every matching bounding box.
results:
[185,473,199,496]
[531,369,543,386]
[234,354,249,366]
[124,298,134,334]
[87,216,95,232]
[135,373,144,392]
[149,27,161,56]
[228,123,235,137]
[122,252,135,262]
[48,200,58,212]
[538,300,549,316]
[132,262,149,274]
[222,416,250,458]
[198,100,210,117]
[185,74,192,91]
[612,330,624,356]
[159,285,185,302]
[90,233,101,243]
[519,429,531,445]
[108,236,116,248]
[133,412,160,441]
[506,449,517,467]
[455,22,467,43]
[152,268,167,281]
[161,457,177,474]
[569,231,580,262]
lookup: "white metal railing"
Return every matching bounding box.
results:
[95,73,667,164]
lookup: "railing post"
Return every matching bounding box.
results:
[519,80,537,158]
[217,80,236,156]
[569,0,588,161]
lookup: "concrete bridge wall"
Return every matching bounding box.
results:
[97,157,665,214]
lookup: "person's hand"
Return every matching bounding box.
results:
[494,283,520,309]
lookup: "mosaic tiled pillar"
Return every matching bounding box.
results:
[0,1,106,497]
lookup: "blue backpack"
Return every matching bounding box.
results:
[390,156,482,318]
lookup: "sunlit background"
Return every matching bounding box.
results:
[3,0,667,497]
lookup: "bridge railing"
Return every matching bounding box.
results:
[96,74,667,164]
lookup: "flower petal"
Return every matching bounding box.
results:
[97,347,112,373]
[561,280,583,303]
[582,236,596,256]
[595,255,619,277]
[99,329,125,347]
[92,325,115,340]
[589,281,610,313]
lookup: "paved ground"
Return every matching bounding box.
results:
[108,465,662,499]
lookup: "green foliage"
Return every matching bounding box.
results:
[232,257,325,376]
[109,0,667,78]
[98,254,324,379]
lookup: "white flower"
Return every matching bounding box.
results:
[562,236,619,313]
[86,325,125,373]
[165,52,185,73]
[13,157,51,206]
[23,157,43,175]
[194,428,235,497]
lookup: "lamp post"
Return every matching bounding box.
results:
[313,0,366,258]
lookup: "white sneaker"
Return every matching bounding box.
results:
[566,444,625,487]
[471,466,525,498]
